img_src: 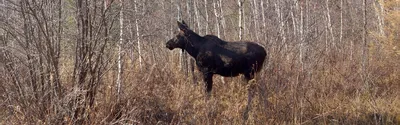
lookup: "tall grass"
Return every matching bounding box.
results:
[1,46,399,124]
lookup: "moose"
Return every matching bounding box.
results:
[166,20,267,94]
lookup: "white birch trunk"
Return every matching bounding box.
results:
[340,0,343,46]
[275,1,286,44]
[261,0,266,41]
[238,0,243,40]
[219,0,226,39]
[298,0,304,71]
[204,0,209,34]
[252,0,259,41]
[186,0,191,25]
[242,1,246,39]
[213,0,220,37]
[325,0,335,49]
[128,20,135,62]
[194,0,201,34]
[117,0,124,95]
[290,7,297,38]
[134,0,142,71]
[348,1,355,61]
[375,0,385,36]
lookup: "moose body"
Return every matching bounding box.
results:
[166,21,266,93]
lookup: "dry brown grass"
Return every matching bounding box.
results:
[2,46,400,125]
[1,49,399,125]
[73,51,399,124]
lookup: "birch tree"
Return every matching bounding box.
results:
[251,0,259,41]
[219,0,226,39]
[134,0,142,71]
[340,0,343,46]
[238,0,243,40]
[213,0,220,37]
[325,0,335,50]
[374,0,385,36]
[194,0,201,34]
[260,0,267,42]
[204,0,209,34]
[117,0,124,96]
[362,0,368,89]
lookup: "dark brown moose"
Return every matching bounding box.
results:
[166,20,267,94]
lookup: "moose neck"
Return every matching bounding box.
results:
[183,31,203,58]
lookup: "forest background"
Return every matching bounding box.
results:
[1,0,399,124]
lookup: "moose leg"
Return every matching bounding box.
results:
[203,72,213,94]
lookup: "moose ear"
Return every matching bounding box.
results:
[177,21,189,32]
[181,20,187,26]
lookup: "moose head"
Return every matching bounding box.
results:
[165,21,192,50]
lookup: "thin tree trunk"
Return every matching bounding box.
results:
[134,0,142,71]
[219,0,226,39]
[238,0,243,40]
[296,0,304,71]
[261,0,267,42]
[373,0,385,63]
[128,20,135,63]
[213,0,220,37]
[348,1,355,61]
[204,0,209,34]
[117,0,123,95]
[186,0,191,27]
[325,0,335,50]
[194,0,201,34]
[375,0,385,36]
[242,0,247,39]
[362,0,368,89]
[340,0,343,46]
[275,1,286,44]
[251,0,259,41]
